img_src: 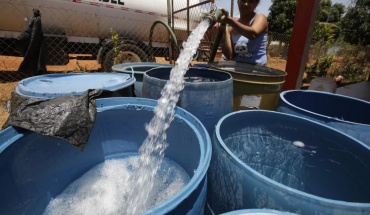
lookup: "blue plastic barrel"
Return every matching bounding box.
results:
[142,67,233,135]
[208,110,370,215]
[0,97,211,215]
[112,62,172,97]
[15,72,136,99]
[276,90,370,146]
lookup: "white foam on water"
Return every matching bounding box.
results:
[44,156,190,215]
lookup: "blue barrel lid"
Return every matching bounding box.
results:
[112,62,171,75]
[15,72,135,99]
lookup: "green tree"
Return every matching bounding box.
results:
[267,0,297,34]
[268,0,344,34]
[317,0,345,23]
[328,3,346,23]
[340,0,370,45]
[313,1,344,42]
[312,22,339,42]
[317,0,333,22]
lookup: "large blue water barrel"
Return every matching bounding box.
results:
[0,97,211,215]
[15,72,136,99]
[112,62,172,97]
[207,110,370,215]
[276,90,370,146]
[142,67,233,135]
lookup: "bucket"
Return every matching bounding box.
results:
[15,72,136,99]
[142,67,233,135]
[207,110,370,215]
[210,61,287,111]
[0,97,211,215]
[277,90,370,146]
[112,62,172,97]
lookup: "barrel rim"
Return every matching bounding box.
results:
[280,90,370,127]
[220,208,297,215]
[144,66,233,86]
[95,97,212,214]
[233,78,286,85]
[0,127,25,154]
[112,63,173,75]
[209,61,287,78]
[215,110,370,207]
[16,72,136,99]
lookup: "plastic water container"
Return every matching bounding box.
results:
[277,90,370,146]
[15,72,136,99]
[112,62,172,97]
[142,67,233,135]
[0,97,211,215]
[210,61,287,111]
[207,110,370,215]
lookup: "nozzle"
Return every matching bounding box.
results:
[202,9,225,26]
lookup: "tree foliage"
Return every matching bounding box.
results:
[340,0,370,45]
[329,3,346,23]
[317,0,345,23]
[268,0,345,43]
[317,0,333,22]
[312,22,340,42]
[267,0,297,34]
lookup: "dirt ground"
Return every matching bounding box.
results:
[0,56,287,129]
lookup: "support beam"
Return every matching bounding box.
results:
[282,0,320,91]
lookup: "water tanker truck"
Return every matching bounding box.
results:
[0,0,208,70]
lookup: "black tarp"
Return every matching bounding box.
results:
[17,8,47,75]
[2,89,121,150]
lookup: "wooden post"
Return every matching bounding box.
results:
[282,0,320,91]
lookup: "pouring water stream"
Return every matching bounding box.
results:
[125,19,211,214]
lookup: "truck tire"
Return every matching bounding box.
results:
[103,44,149,72]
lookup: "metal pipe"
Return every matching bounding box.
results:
[201,8,227,63]
[208,23,225,63]
[202,8,224,27]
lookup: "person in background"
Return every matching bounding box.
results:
[219,0,268,66]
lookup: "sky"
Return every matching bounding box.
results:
[215,0,353,17]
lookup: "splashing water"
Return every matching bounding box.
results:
[44,19,211,215]
[125,19,210,215]
[44,157,190,215]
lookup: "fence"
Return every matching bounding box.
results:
[305,41,370,83]
[0,0,216,128]
[1,0,369,129]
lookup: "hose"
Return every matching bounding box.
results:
[149,20,181,62]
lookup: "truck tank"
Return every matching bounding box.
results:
[0,0,207,67]
[0,0,202,43]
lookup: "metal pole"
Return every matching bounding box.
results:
[169,0,174,63]
[230,0,234,17]
[283,0,320,90]
[187,0,190,37]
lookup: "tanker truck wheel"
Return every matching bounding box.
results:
[103,44,149,72]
